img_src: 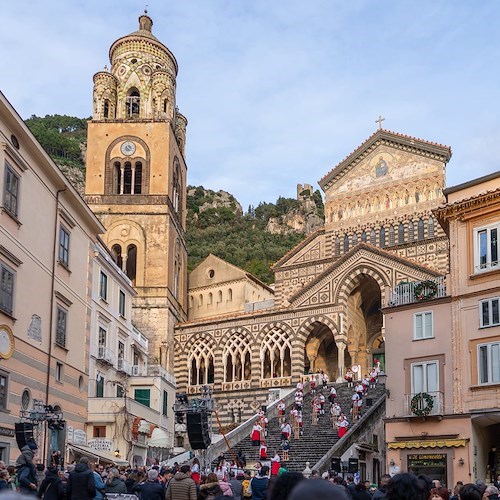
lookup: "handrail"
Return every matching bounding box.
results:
[312,389,386,473]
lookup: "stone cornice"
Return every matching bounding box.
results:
[319,129,452,192]
[434,188,500,223]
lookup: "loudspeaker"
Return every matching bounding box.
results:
[348,458,359,473]
[331,457,341,473]
[187,411,211,449]
[15,423,34,450]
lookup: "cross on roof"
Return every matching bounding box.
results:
[375,115,385,130]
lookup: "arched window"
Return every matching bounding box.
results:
[218,290,223,303]
[261,328,292,379]
[418,218,425,240]
[389,225,395,246]
[224,334,252,382]
[126,88,140,118]
[189,340,214,386]
[380,227,386,248]
[370,229,376,245]
[415,190,420,203]
[123,162,132,194]
[408,220,414,241]
[199,294,203,307]
[228,288,233,301]
[189,295,193,308]
[112,244,123,270]
[208,292,213,305]
[163,99,168,113]
[361,230,367,243]
[103,100,110,119]
[172,157,182,216]
[134,162,143,194]
[428,217,435,238]
[126,244,137,284]
[335,236,340,257]
[343,234,349,253]
[352,233,358,247]
[173,244,181,299]
[114,161,121,194]
[398,223,405,244]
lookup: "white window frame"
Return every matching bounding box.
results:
[480,297,500,328]
[119,290,126,317]
[477,341,500,385]
[414,311,434,340]
[474,222,499,273]
[411,360,439,395]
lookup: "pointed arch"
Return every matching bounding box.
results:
[398,222,405,244]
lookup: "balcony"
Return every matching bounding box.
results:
[147,364,176,385]
[117,358,131,375]
[131,365,147,376]
[404,391,444,417]
[132,326,149,351]
[388,277,446,307]
[97,346,114,364]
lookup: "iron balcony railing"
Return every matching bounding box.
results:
[403,391,444,417]
[97,346,114,363]
[388,277,446,307]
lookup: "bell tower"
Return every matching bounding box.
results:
[84,13,187,369]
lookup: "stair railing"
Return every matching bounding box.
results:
[312,388,386,473]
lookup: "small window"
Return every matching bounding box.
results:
[99,271,108,301]
[21,389,31,410]
[414,311,434,340]
[55,362,63,382]
[428,217,435,238]
[59,226,70,267]
[55,306,67,347]
[3,163,20,217]
[478,342,500,385]
[119,290,126,316]
[93,425,106,437]
[480,297,500,328]
[116,385,125,398]
[380,227,386,248]
[218,290,223,303]
[398,223,405,244]
[389,225,395,246]
[134,388,151,407]
[334,236,340,256]
[361,230,367,243]
[0,263,15,315]
[228,288,233,301]
[199,294,203,307]
[208,292,213,305]
[118,341,125,359]
[418,218,425,240]
[162,390,168,416]
[408,221,414,242]
[370,229,376,246]
[343,234,349,253]
[0,372,8,410]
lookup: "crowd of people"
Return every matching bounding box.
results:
[2,449,500,500]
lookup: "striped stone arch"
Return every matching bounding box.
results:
[219,326,254,346]
[295,315,339,345]
[257,321,294,344]
[333,264,390,304]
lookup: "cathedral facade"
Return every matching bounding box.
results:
[175,130,452,424]
[84,14,188,371]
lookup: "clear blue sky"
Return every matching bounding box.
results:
[2,1,499,209]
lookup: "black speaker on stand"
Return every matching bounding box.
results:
[331,457,341,473]
[15,423,35,450]
[348,458,359,473]
[186,411,211,449]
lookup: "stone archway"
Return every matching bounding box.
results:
[304,322,339,380]
[345,273,383,377]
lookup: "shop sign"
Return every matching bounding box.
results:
[73,429,87,445]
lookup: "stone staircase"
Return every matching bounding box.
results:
[213,382,386,472]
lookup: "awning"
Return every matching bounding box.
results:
[388,439,467,450]
[148,428,169,448]
[68,444,129,466]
